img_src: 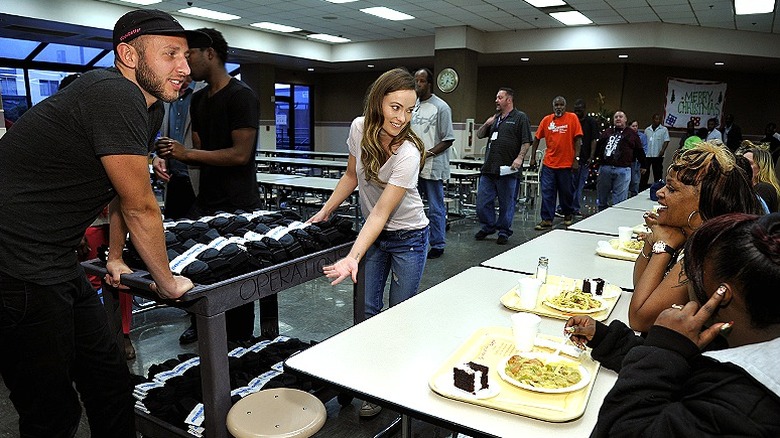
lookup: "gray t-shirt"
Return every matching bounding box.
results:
[411,94,455,181]
[348,117,429,231]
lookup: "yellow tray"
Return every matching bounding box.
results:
[595,239,639,262]
[428,327,600,422]
[500,275,621,322]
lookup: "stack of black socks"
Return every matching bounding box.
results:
[116,210,356,285]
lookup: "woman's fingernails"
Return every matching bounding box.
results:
[716,285,726,295]
[719,321,733,334]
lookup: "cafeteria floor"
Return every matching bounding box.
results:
[0,190,602,438]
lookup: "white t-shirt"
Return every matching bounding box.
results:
[348,117,429,231]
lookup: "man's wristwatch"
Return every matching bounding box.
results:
[652,240,676,255]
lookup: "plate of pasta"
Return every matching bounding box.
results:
[543,289,607,314]
[498,352,590,394]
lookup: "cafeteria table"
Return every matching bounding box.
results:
[568,207,646,237]
[450,158,484,169]
[255,157,348,176]
[255,173,301,205]
[285,266,629,438]
[611,189,658,212]
[480,229,635,290]
[257,149,348,160]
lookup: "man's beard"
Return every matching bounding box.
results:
[136,57,177,103]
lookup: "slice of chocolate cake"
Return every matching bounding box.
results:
[453,361,489,394]
[582,278,606,295]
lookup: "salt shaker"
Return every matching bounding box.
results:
[536,256,548,284]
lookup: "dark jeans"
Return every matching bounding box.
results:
[476,174,518,238]
[363,226,429,319]
[0,269,134,437]
[540,165,574,222]
[639,156,664,191]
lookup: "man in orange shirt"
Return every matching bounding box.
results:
[530,96,583,230]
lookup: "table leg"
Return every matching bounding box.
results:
[402,414,412,438]
[353,258,366,324]
[196,312,231,438]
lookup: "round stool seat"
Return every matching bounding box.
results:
[227,388,327,438]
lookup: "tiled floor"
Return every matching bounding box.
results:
[0,191,600,438]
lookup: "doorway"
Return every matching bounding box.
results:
[274,83,311,150]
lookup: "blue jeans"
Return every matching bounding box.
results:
[0,269,135,437]
[597,165,631,210]
[540,165,574,222]
[629,160,641,197]
[571,162,589,212]
[363,226,429,319]
[476,174,518,238]
[418,177,446,250]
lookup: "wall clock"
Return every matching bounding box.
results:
[436,67,459,93]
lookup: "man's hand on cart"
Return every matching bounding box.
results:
[105,258,133,289]
[323,256,358,285]
[152,275,194,300]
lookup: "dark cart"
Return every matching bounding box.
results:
[83,241,362,438]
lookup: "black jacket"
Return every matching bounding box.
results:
[588,320,780,437]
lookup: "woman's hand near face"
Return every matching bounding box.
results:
[648,223,687,249]
[654,286,728,349]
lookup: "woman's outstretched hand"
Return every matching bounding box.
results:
[323,256,358,285]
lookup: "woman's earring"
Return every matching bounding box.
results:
[687,210,700,229]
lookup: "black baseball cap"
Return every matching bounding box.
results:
[113,9,211,51]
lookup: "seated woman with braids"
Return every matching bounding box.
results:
[629,141,763,333]
[566,213,780,437]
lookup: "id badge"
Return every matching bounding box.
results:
[490,131,498,141]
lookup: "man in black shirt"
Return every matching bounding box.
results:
[156,28,263,344]
[0,10,205,436]
[474,87,532,244]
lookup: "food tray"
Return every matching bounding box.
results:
[595,239,639,262]
[500,275,621,322]
[429,327,600,422]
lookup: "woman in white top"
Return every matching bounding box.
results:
[309,68,429,321]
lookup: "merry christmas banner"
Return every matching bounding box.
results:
[663,78,727,129]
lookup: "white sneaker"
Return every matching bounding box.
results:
[359,401,382,417]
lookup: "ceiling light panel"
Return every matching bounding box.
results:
[178,7,240,21]
[308,33,351,43]
[734,0,774,15]
[119,0,161,5]
[525,0,567,7]
[251,22,302,33]
[360,7,415,21]
[550,11,593,25]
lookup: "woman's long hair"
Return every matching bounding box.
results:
[360,68,424,184]
[668,140,763,220]
[750,146,780,197]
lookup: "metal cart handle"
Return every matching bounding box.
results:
[119,271,156,292]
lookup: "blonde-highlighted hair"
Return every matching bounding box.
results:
[361,68,425,184]
[742,141,780,196]
[669,140,762,220]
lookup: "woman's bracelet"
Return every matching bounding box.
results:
[640,245,651,259]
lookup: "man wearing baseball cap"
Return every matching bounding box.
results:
[0,9,208,437]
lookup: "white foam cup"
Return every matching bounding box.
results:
[618,226,633,243]
[511,312,541,352]
[517,277,543,310]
